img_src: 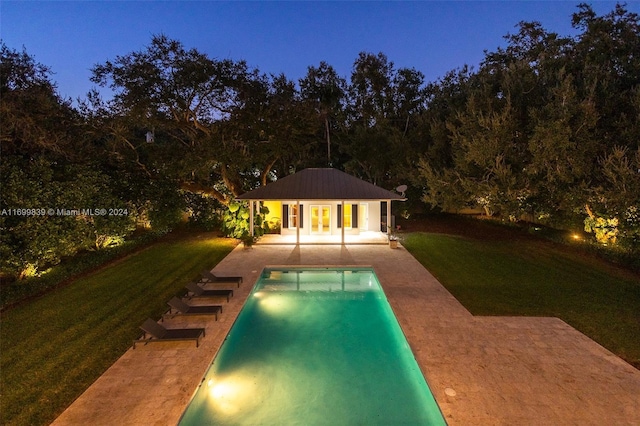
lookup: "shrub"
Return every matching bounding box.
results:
[222,200,269,239]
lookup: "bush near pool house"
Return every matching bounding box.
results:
[222,200,269,241]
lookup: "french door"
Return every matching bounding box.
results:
[310,205,331,234]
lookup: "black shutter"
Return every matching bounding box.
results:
[299,204,304,229]
[337,204,342,228]
[380,201,387,232]
[352,204,358,228]
[283,204,289,228]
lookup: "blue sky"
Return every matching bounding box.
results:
[1,1,636,101]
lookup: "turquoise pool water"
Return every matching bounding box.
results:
[179,267,446,425]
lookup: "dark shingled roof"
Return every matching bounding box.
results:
[236,168,405,201]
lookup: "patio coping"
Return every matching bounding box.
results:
[52,243,640,425]
[255,231,390,245]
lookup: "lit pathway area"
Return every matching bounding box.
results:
[257,230,390,244]
[52,244,640,425]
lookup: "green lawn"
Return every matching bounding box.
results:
[3,228,638,425]
[0,233,237,426]
[402,232,640,368]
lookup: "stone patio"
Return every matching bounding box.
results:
[52,243,640,425]
[257,231,390,245]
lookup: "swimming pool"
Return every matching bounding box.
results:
[179,267,446,425]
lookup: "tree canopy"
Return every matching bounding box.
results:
[2,3,639,278]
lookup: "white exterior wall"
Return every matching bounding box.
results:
[367,201,382,232]
[279,200,382,236]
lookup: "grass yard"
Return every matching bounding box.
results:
[402,232,640,369]
[2,218,638,426]
[0,232,237,426]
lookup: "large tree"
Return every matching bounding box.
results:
[415,3,640,247]
[1,45,135,278]
[91,35,247,202]
[91,35,320,200]
[299,61,348,167]
[342,52,426,188]
[0,43,81,158]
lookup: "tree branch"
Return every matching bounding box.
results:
[180,181,228,204]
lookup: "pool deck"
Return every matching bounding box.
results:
[52,243,640,425]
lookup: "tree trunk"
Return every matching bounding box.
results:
[260,158,278,187]
[325,116,331,166]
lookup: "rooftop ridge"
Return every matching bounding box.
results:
[237,168,404,201]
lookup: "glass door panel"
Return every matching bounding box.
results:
[311,206,319,232]
[311,205,331,234]
[321,206,330,233]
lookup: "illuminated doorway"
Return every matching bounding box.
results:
[311,205,331,234]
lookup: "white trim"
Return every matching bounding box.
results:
[386,200,391,237]
[249,200,254,236]
[288,204,298,230]
[341,201,345,244]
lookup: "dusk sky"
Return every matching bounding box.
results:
[2,1,637,102]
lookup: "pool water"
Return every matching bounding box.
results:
[179,267,446,425]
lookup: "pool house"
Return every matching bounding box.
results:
[236,168,405,244]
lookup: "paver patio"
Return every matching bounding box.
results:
[52,243,640,425]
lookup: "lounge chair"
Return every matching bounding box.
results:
[133,318,205,348]
[185,281,233,302]
[200,270,242,288]
[165,296,223,321]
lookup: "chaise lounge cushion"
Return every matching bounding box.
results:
[133,318,205,348]
[166,296,222,320]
